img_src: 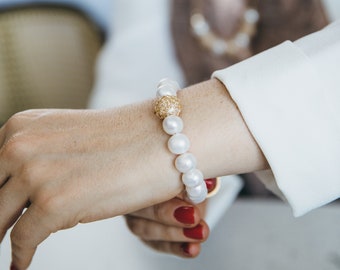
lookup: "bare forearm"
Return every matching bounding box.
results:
[177,78,268,178]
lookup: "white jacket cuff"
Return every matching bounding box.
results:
[213,21,340,216]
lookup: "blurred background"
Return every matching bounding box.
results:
[0,0,340,269]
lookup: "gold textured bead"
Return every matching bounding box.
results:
[154,95,182,120]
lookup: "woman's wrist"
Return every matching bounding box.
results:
[118,77,268,209]
[101,99,184,209]
[177,78,268,178]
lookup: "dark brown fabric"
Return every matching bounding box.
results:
[171,0,328,86]
[171,0,328,197]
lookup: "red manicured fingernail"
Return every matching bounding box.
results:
[174,206,195,224]
[10,263,18,270]
[183,224,204,240]
[205,178,217,193]
[181,243,191,256]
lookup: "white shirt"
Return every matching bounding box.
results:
[89,0,186,109]
[213,21,340,216]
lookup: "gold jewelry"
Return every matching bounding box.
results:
[154,95,181,120]
[154,78,208,204]
[190,2,259,58]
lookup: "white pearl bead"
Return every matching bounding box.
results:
[190,13,210,36]
[189,193,206,204]
[186,182,207,198]
[156,84,177,98]
[182,168,203,187]
[234,33,250,48]
[244,8,259,24]
[157,78,180,91]
[175,153,197,173]
[212,39,228,55]
[168,133,190,155]
[162,116,183,135]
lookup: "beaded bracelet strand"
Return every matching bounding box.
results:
[154,78,208,204]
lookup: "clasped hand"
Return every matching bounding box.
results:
[126,197,209,258]
[0,105,197,269]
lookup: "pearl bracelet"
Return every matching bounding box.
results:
[154,78,208,204]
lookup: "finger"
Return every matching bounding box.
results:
[176,191,186,200]
[180,191,209,220]
[205,178,221,198]
[142,240,201,258]
[10,203,58,270]
[0,123,7,146]
[0,137,28,188]
[0,135,39,188]
[129,197,202,227]
[0,158,10,188]
[126,216,209,242]
[0,178,28,242]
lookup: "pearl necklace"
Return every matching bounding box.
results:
[190,4,260,58]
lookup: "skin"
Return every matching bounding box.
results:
[0,78,268,269]
[126,197,209,258]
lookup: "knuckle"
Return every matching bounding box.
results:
[146,241,163,252]
[19,159,43,187]
[166,227,178,241]
[152,204,163,222]
[35,191,65,215]
[125,217,138,234]
[140,223,156,241]
[126,217,144,237]
[4,110,36,133]
[2,137,29,161]
[10,226,29,249]
[5,113,25,132]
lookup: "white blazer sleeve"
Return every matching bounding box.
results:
[213,20,340,217]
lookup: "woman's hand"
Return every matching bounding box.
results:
[0,79,267,269]
[126,198,209,258]
[0,106,183,270]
